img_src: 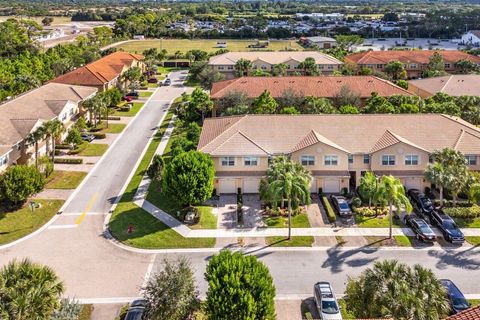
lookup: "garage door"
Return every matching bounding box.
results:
[404,177,422,191]
[310,179,317,193]
[243,178,260,194]
[323,179,340,193]
[218,178,236,194]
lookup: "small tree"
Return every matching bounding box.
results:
[300,96,337,114]
[272,63,288,76]
[205,250,276,320]
[234,58,253,76]
[298,57,320,76]
[216,90,249,115]
[252,90,278,114]
[278,88,305,108]
[423,52,448,78]
[455,59,478,74]
[384,60,405,80]
[0,165,45,206]
[41,17,54,26]
[143,257,199,320]
[163,151,215,206]
[333,85,361,108]
[338,104,360,114]
[147,155,165,183]
[188,87,214,122]
[185,122,201,145]
[358,171,376,207]
[65,128,82,147]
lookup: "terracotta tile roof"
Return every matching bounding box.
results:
[198,114,480,156]
[345,50,480,65]
[208,51,342,66]
[52,51,144,87]
[209,131,269,156]
[210,76,413,99]
[408,75,480,96]
[292,130,350,153]
[446,305,480,320]
[0,83,97,146]
[370,130,429,153]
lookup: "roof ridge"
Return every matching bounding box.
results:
[386,130,430,152]
[453,129,465,150]
[198,115,247,152]
[440,74,455,93]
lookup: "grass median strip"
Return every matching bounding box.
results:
[109,110,216,248]
[0,199,64,245]
[466,236,480,246]
[265,236,314,247]
[45,171,87,189]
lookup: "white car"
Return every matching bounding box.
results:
[313,282,343,320]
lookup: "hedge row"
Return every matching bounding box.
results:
[353,206,389,217]
[89,132,106,139]
[321,196,336,223]
[55,144,72,150]
[443,205,480,219]
[54,158,83,164]
[68,143,88,155]
[100,116,121,121]
[434,200,472,208]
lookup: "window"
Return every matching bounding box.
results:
[382,155,395,166]
[301,155,315,166]
[444,63,451,69]
[405,155,419,165]
[221,156,235,166]
[348,155,353,164]
[327,64,334,70]
[410,63,417,69]
[376,64,384,69]
[465,155,477,165]
[244,156,258,166]
[69,108,74,116]
[363,154,370,164]
[227,66,234,70]
[61,113,67,121]
[261,65,267,70]
[218,66,225,70]
[367,64,374,68]
[0,154,8,166]
[318,65,324,69]
[324,155,338,166]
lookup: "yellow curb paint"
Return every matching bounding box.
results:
[76,192,99,225]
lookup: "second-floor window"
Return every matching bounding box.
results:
[244,156,258,166]
[445,63,451,69]
[0,154,8,166]
[411,64,417,69]
[221,156,235,166]
[405,155,419,165]
[465,155,477,165]
[382,155,395,166]
[301,155,315,166]
[348,155,353,164]
[227,66,233,70]
[363,154,370,164]
[61,113,67,121]
[218,66,225,70]
[324,155,338,166]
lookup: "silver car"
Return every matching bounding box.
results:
[314,282,343,320]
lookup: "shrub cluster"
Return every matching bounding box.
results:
[443,205,480,218]
[321,196,336,223]
[353,206,389,217]
[53,158,83,164]
[434,200,472,208]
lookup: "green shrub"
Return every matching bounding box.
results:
[351,197,362,208]
[443,205,480,218]
[55,144,72,150]
[353,206,389,217]
[53,158,83,164]
[89,132,106,139]
[434,199,472,208]
[68,142,88,155]
[0,165,45,206]
[322,196,337,223]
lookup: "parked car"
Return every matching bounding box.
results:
[122,95,133,102]
[125,91,139,98]
[125,299,146,320]
[403,215,436,242]
[440,279,470,314]
[407,189,434,218]
[81,133,95,142]
[430,210,465,244]
[329,195,352,218]
[313,282,343,320]
[163,78,171,86]
[147,77,158,84]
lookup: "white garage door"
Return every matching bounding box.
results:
[404,177,422,191]
[310,179,317,193]
[323,179,340,193]
[243,178,260,194]
[218,178,236,194]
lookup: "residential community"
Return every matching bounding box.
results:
[1,1,480,320]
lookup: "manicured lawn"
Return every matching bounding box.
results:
[45,170,87,189]
[455,217,480,228]
[394,235,415,247]
[77,143,108,156]
[0,199,64,245]
[99,123,126,134]
[264,213,310,228]
[114,39,303,54]
[354,213,402,228]
[466,236,480,246]
[265,236,314,247]
[139,91,153,98]
[469,299,480,307]
[112,102,144,117]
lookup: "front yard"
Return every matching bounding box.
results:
[77,143,108,157]
[112,102,144,117]
[354,213,403,228]
[98,123,126,134]
[45,171,87,189]
[0,199,64,245]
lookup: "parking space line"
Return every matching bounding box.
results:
[48,224,78,230]
[75,192,99,225]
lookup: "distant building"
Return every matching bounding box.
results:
[208,51,343,79]
[408,75,480,98]
[300,36,337,49]
[461,30,480,46]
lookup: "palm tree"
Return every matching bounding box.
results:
[425,162,448,206]
[266,156,311,240]
[272,63,288,76]
[49,120,65,162]
[82,98,96,125]
[25,126,46,168]
[358,171,377,208]
[0,258,64,319]
[375,175,412,239]
[234,58,253,77]
[298,57,319,76]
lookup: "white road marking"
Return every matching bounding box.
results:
[47,224,78,230]
[140,254,157,293]
[61,212,104,216]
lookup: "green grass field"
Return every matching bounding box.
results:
[112,102,144,117]
[0,199,64,245]
[0,15,72,25]
[354,213,403,228]
[99,123,126,134]
[78,143,108,156]
[114,39,303,54]
[45,170,87,189]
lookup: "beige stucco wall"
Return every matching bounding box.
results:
[290,143,349,171]
[213,155,268,172]
[370,143,429,172]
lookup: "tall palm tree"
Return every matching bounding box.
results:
[25,126,46,168]
[49,120,65,162]
[82,98,96,125]
[358,171,377,208]
[266,156,311,240]
[234,58,253,77]
[0,258,64,319]
[425,162,448,206]
[375,175,412,239]
[298,57,319,76]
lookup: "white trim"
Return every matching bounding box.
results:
[404,154,420,166]
[301,154,315,166]
[381,154,396,166]
[324,154,338,166]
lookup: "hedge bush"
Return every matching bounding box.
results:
[54,158,83,164]
[101,116,121,121]
[89,132,106,139]
[68,142,88,155]
[434,200,472,208]
[353,206,389,217]
[55,144,72,150]
[321,196,336,223]
[443,205,480,218]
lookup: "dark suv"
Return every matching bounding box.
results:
[407,189,434,218]
[329,195,352,218]
[430,210,465,244]
[440,279,470,314]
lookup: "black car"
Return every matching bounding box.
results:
[404,215,436,242]
[430,210,465,244]
[407,189,434,218]
[125,91,139,98]
[125,299,146,320]
[329,195,352,218]
[440,279,470,314]
[147,77,158,84]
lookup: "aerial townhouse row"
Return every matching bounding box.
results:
[0,51,144,172]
